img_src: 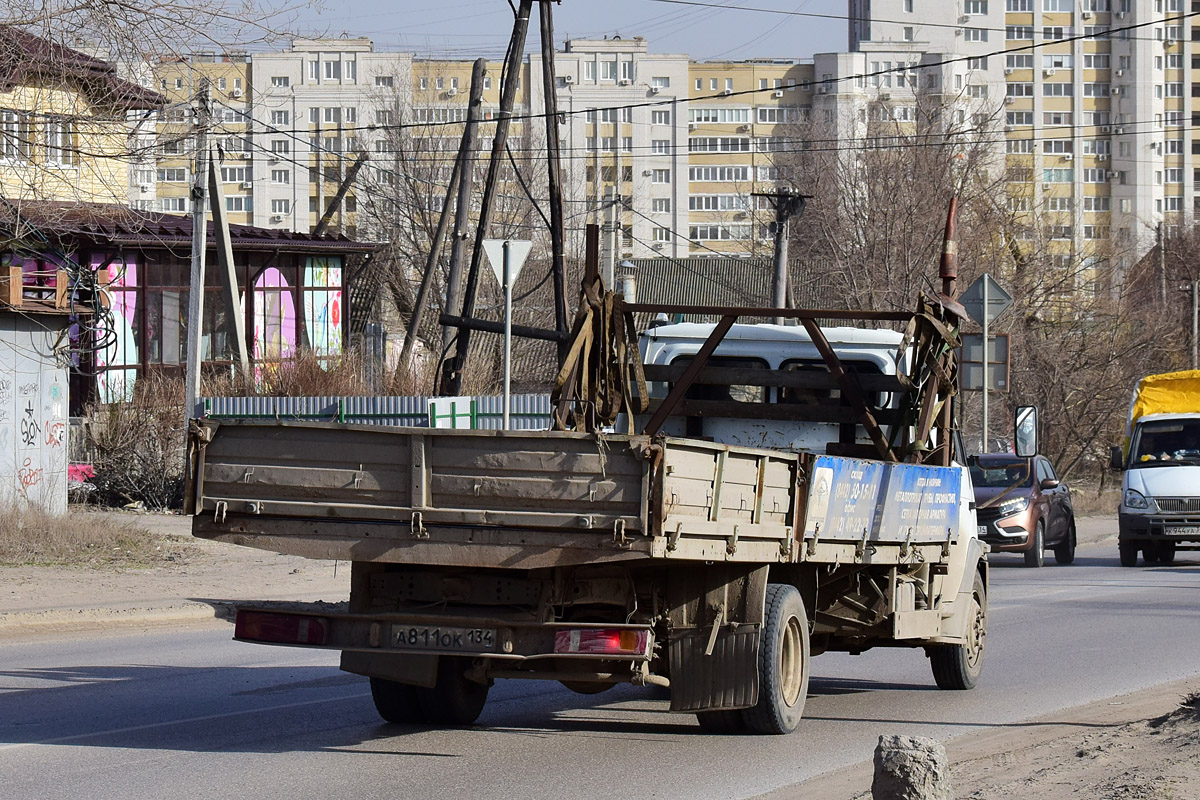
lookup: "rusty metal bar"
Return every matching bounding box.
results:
[623,303,913,322]
[799,318,897,462]
[641,314,737,436]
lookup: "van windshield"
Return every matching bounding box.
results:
[1130,419,1200,465]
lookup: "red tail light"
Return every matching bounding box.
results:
[554,628,650,656]
[235,610,328,646]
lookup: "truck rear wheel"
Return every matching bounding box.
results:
[695,709,747,734]
[414,657,489,726]
[930,572,986,690]
[741,583,809,735]
[369,677,424,724]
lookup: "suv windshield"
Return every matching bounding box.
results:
[969,458,1030,488]
[1130,419,1200,465]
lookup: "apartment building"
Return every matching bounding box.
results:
[152,54,253,222]
[848,0,1192,280]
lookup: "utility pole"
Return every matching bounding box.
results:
[753,190,809,325]
[313,152,368,236]
[538,0,569,350]
[443,0,533,395]
[441,58,488,366]
[184,79,211,421]
[1157,222,1167,307]
[604,186,618,287]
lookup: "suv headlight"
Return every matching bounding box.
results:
[1124,489,1150,510]
[996,496,1030,517]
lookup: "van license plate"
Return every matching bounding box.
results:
[1166,527,1200,537]
[392,625,497,652]
[977,525,987,536]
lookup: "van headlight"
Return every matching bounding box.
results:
[1124,489,1150,510]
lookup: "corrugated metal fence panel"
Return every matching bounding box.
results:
[203,395,553,430]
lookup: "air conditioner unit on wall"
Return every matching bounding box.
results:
[240,181,252,189]
[618,79,631,86]
[270,214,284,222]
[563,74,575,84]
[1097,153,1108,161]
[230,88,243,98]
[649,86,660,94]
[1004,68,1014,75]
[772,90,783,98]
[722,88,733,95]
[446,87,458,96]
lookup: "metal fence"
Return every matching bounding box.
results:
[202,394,554,431]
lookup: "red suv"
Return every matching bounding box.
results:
[970,454,1076,567]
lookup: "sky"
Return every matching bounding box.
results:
[283,0,848,62]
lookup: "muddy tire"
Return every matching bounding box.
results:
[369,677,425,724]
[1024,522,1045,568]
[1053,523,1076,565]
[930,572,986,690]
[741,584,810,735]
[414,657,489,726]
[695,709,747,734]
[1119,540,1140,567]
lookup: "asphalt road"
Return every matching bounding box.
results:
[3,532,1199,800]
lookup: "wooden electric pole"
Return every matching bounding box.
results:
[184,79,211,420]
[538,0,569,352]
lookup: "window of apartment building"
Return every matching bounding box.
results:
[1166,138,1183,154]
[1007,82,1034,97]
[902,26,915,41]
[157,167,188,182]
[967,56,989,70]
[1166,82,1184,97]
[964,0,987,13]
[159,78,167,90]
[583,61,595,81]
[601,60,618,80]
[322,60,341,81]
[1044,139,1073,153]
[1165,196,1183,211]
[1046,197,1073,211]
[1083,25,1109,39]
[271,199,291,215]
[1043,82,1073,97]
[1043,167,1073,181]
[1080,225,1107,239]
[1082,0,1110,9]
[1047,225,1072,239]
[1043,0,1071,9]
[1084,110,1111,126]
[621,107,633,123]
[270,139,290,153]
[1083,82,1110,97]
[1166,168,1184,182]
[344,107,357,122]
[135,168,155,185]
[723,78,733,92]
[375,75,394,87]
[1083,196,1110,211]
[651,139,671,154]
[271,110,289,125]
[1083,54,1110,69]
[652,198,672,213]
[689,137,751,153]
[220,167,251,183]
[1007,139,1034,153]
[1044,54,1073,69]
[1082,139,1110,154]
[418,76,429,91]
[651,76,670,90]
[621,137,633,152]
[308,61,319,81]
[1166,110,1183,125]
[374,109,394,125]
[1007,26,1034,40]
[159,197,187,212]
[1165,25,1182,40]
[270,76,290,88]
[652,168,670,183]
[217,78,227,91]
[324,107,340,124]
[652,226,671,242]
[1007,0,1033,8]
[967,84,988,98]
[695,78,703,91]
[225,195,251,212]
[1006,111,1034,125]
[651,110,671,125]
[689,194,749,211]
[174,78,183,89]
[964,27,988,41]
[689,224,750,241]
[271,169,290,184]
[689,107,751,124]
[757,106,801,123]
[1167,54,1182,69]
[1006,54,1034,69]
[690,165,750,182]
[903,0,913,10]
[1043,111,1073,125]
[1008,196,1031,212]
[44,120,73,165]
[1042,26,1068,41]
[711,78,720,90]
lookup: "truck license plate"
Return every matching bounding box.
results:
[1167,527,1200,536]
[392,625,498,653]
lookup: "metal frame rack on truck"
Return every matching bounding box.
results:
[186,275,990,735]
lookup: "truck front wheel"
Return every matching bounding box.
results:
[1119,540,1140,567]
[929,572,986,690]
[741,583,810,735]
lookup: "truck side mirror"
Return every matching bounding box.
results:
[1109,445,1124,471]
[1014,406,1038,457]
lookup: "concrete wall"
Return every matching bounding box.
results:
[0,312,71,515]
